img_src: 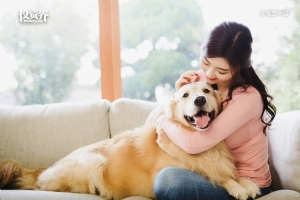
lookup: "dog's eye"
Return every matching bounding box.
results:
[183,93,188,98]
[203,89,210,93]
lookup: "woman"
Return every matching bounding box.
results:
[145,21,276,199]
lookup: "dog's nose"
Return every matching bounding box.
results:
[194,96,206,107]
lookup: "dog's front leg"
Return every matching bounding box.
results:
[156,127,178,158]
[156,125,202,171]
[156,125,194,162]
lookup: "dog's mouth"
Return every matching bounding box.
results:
[184,110,215,130]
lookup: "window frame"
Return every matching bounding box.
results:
[99,0,122,101]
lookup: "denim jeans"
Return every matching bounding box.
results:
[154,167,271,200]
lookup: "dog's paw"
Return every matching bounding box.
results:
[155,129,177,157]
[238,178,261,199]
[155,125,163,136]
[227,186,248,200]
[223,179,251,200]
[156,129,169,149]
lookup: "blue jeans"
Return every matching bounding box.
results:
[154,167,271,200]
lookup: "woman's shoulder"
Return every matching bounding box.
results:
[224,85,262,111]
[232,85,261,100]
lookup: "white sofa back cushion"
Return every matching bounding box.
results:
[109,98,160,137]
[268,110,300,191]
[0,100,111,169]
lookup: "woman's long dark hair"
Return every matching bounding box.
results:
[201,22,276,133]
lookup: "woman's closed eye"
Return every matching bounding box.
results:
[203,61,209,66]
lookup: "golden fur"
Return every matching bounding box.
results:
[0,82,260,200]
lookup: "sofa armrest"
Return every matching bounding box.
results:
[268,110,300,192]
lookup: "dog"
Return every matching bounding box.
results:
[0,82,260,200]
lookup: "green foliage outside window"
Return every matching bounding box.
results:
[260,0,300,112]
[120,0,205,101]
[0,1,90,105]
[0,0,299,113]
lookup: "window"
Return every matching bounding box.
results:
[119,0,204,102]
[1,0,299,113]
[119,0,299,112]
[0,0,100,105]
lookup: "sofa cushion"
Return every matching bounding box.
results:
[0,190,152,200]
[109,98,159,137]
[256,190,300,200]
[0,190,101,200]
[268,110,300,191]
[0,100,111,169]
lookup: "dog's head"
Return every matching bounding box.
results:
[165,82,222,131]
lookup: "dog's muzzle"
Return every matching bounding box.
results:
[194,96,206,107]
[184,96,216,130]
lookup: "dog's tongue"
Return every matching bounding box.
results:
[194,114,210,128]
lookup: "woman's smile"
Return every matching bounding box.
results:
[206,76,217,81]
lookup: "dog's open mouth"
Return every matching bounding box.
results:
[184,110,215,129]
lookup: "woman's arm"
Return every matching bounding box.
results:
[156,87,262,154]
[145,106,165,125]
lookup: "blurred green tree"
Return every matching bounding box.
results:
[262,1,300,113]
[120,0,205,101]
[0,1,90,105]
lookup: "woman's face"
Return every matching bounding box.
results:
[200,57,233,87]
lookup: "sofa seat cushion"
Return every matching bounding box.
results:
[0,190,153,200]
[109,98,159,137]
[0,100,111,169]
[256,190,300,200]
[0,190,101,200]
[268,110,300,192]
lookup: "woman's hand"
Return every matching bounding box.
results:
[175,71,201,91]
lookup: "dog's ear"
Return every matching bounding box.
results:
[164,99,176,119]
[214,91,222,102]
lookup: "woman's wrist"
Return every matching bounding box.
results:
[156,115,167,128]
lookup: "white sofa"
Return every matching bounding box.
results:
[0,98,299,200]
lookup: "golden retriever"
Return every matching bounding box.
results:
[0,82,260,200]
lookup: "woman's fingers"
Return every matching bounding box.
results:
[175,71,199,91]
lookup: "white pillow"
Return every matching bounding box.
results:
[268,110,300,191]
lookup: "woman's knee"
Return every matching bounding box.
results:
[154,167,182,197]
[154,167,235,200]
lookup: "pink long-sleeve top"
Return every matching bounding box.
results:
[147,76,271,188]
